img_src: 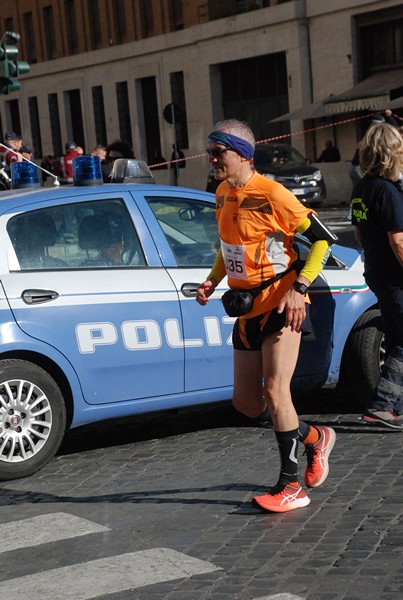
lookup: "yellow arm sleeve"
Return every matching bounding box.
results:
[297,216,333,283]
[207,248,227,284]
[300,240,332,283]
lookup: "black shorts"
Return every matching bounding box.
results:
[232,305,312,351]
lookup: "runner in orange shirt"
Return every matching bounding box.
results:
[197,119,337,512]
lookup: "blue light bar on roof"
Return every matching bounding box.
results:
[73,156,103,186]
[10,162,41,189]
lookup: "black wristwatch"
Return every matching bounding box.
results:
[293,280,309,295]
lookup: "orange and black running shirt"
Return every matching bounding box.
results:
[215,171,311,318]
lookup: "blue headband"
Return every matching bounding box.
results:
[207,131,255,160]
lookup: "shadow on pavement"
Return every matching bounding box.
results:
[57,388,371,457]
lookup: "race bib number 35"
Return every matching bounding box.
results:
[221,240,247,280]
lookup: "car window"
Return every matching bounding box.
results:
[254,144,306,168]
[146,197,219,267]
[7,199,146,270]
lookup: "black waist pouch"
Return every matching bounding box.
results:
[221,288,258,317]
[221,261,302,318]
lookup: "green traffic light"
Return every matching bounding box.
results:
[17,61,30,76]
[0,78,21,94]
[0,33,30,95]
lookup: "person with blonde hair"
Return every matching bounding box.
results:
[197,119,337,512]
[351,123,403,429]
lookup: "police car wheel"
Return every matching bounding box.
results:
[341,309,385,404]
[0,359,66,481]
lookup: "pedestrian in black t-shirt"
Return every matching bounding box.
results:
[351,123,403,429]
[316,140,340,162]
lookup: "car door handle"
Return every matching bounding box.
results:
[22,289,59,305]
[181,282,200,298]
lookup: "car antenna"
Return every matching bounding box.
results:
[0,143,60,186]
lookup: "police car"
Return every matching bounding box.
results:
[0,157,382,481]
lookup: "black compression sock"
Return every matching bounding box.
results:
[275,428,299,484]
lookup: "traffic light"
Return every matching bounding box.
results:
[0,31,30,95]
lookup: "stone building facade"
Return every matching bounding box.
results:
[1,0,402,192]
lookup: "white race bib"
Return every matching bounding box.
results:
[221,240,247,280]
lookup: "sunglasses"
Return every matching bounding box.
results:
[205,146,233,158]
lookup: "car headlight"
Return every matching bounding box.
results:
[312,170,322,181]
[262,173,276,180]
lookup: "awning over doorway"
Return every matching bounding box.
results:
[269,69,403,122]
[324,69,403,115]
[270,99,329,122]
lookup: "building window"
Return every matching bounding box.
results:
[170,72,188,149]
[114,0,127,44]
[116,82,132,147]
[43,5,57,60]
[48,93,62,157]
[66,89,85,149]
[88,0,102,49]
[220,52,288,140]
[358,18,403,77]
[168,0,184,31]
[221,53,287,103]
[7,100,21,139]
[140,77,161,164]
[140,0,154,37]
[208,0,271,20]
[4,18,14,33]
[92,86,107,146]
[65,0,79,55]
[28,97,42,158]
[22,13,37,64]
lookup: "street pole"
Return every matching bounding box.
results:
[170,102,178,186]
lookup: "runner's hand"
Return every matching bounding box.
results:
[277,288,306,332]
[196,279,217,305]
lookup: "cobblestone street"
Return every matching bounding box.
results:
[0,392,402,600]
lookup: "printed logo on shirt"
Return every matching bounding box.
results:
[351,197,369,223]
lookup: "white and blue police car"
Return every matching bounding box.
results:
[0,157,382,480]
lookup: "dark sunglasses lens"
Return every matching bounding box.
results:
[206,147,229,158]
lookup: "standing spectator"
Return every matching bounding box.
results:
[316,140,340,162]
[51,141,79,184]
[351,123,403,429]
[348,114,385,187]
[380,109,398,128]
[20,145,33,161]
[206,167,221,193]
[150,148,168,169]
[91,144,107,163]
[170,144,186,168]
[103,140,135,182]
[196,119,336,513]
[349,145,362,187]
[1,132,23,174]
[40,155,55,185]
[170,144,186,186]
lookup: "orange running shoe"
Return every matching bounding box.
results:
[252,483,310,513]
[304,425,336,488]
